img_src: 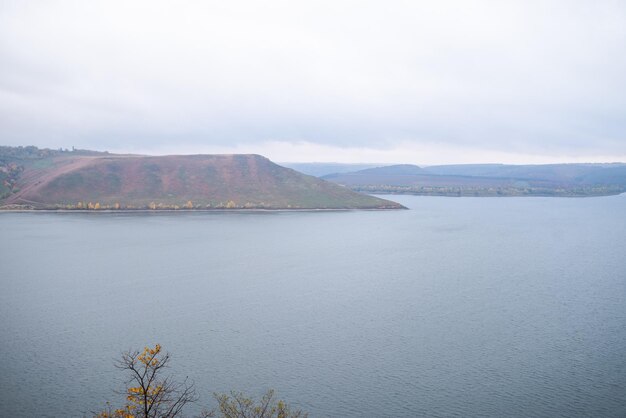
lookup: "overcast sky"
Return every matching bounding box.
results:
[1,1,625,164]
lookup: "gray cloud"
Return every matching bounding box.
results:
[1,0,625,161]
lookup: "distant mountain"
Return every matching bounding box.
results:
[323,163,626,197]
[278,162,388,177]
[323,164,427,188]
[331,164,425,178]
[422,163,626,183]
[353,164,426,176]
[0,146,404,210]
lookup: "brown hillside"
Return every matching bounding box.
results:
[3,153,403,209]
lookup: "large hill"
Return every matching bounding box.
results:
[323,163,626,197]
[0,146,403,210]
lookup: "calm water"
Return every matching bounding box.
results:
[1,195,625,417]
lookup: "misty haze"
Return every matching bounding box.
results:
[1,1,625,417]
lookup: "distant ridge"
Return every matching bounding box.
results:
[323,163,626,197]
[355,164,425,175]
[279,162,388,177]
[0,146,404,210]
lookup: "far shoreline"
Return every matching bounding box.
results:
[369,191,626,198]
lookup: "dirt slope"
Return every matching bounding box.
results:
[2,153,403,209]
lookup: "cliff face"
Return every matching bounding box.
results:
[1,151,404,209]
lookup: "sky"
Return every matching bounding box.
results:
[1,0,625,164]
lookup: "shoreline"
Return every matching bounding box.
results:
[367,191,626,198]
[0,207,406,213]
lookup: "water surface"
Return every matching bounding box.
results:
[1,195,625,417]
